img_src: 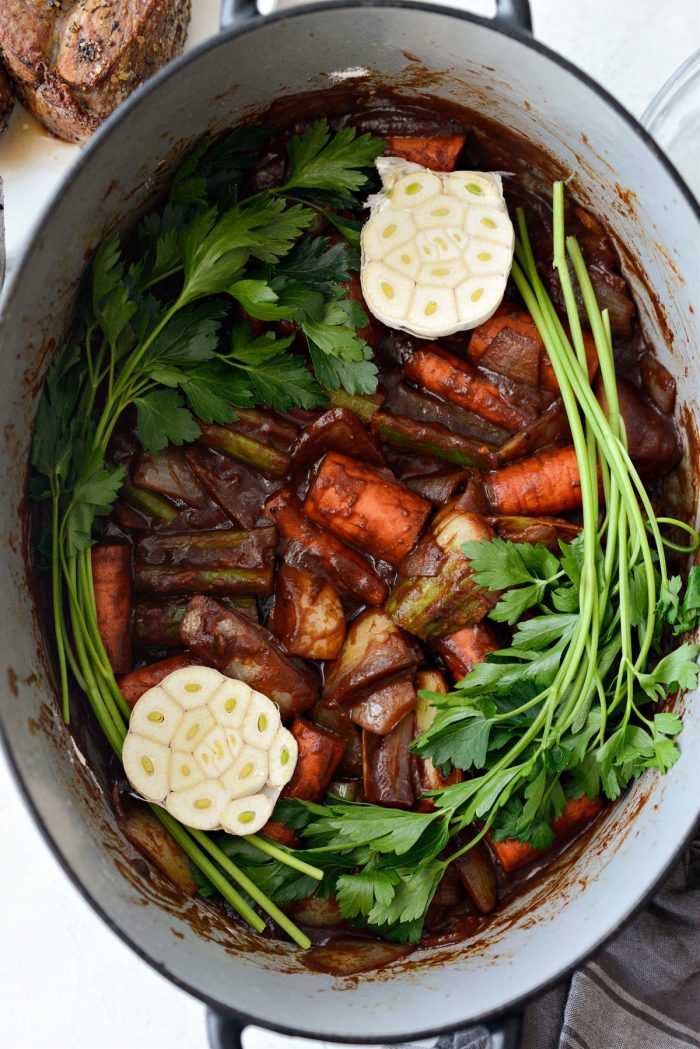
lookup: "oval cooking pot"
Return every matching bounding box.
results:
[0,1,698,1045]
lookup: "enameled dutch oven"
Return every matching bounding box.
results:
[0,2,698,1047]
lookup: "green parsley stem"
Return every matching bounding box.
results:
[246,835,323,880]
[187,829,311,949]
[153,810,266,933]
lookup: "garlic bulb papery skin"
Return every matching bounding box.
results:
[361,158,514,339]
[122,666,297,835]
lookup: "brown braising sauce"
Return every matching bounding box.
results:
[34,89,690,976]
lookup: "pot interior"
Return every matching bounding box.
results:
[0,5,698,1040]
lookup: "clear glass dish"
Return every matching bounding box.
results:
[642,49,700,200]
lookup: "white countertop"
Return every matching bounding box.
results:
[1,2,698,1047]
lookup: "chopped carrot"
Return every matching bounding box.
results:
[484,445,583,516]
[91,543,133,675]
[437,623,499,683]
[117,653,199,708]
[404,345,533,434]
[488,795,604,872]
[386,135,466,171]
[283,717,346,803]
[265,488,388,606]
[304,452,431,566]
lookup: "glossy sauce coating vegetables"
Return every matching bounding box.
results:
[32,109,696,958]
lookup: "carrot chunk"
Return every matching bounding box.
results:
[91,543,133,674]
[386,135,466,171]
[488,795,604,872]
[117,653,200,709]
[437,623,499,683]
[303,451,431,566]
[265,488,388,606]
[404,345,533,434]
[483,445,583,515]
[283,717,346,803]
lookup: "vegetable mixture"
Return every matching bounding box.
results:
[30,106,700,965]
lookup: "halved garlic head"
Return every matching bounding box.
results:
[361,158,514,339]
[122,666,297,835]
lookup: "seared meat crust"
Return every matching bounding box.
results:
[0,0,191,142]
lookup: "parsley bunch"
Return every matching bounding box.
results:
[269,183,700,945]
[30,119,385,945]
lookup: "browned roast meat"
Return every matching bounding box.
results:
[180,595,320,719]
[0,63,14,131]
[0,0,191,142]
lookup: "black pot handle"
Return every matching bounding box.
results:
[493,0,532,33]
[220,0,532,33]
[207,1010,522,1049]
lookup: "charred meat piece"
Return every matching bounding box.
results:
[348,674,417,736]
[453,838,498,914]
[266,488,388,606]
[406,469,469,507]
[308,701,362,779]
[493,399,569,465]
[115,794,197,895]
[362,713,415,809]
[323,609,421,703]
[0,64,14,131]
[180,595,319,718]
[184,445,275,530]
[304,452,431,567]
[268,564,346,660]
[0,0,191,142]
[467,301,599,393]
[290,407,385,471]
[599,376,681,480]
[132,447,207,508]
[488,515,581,550]
[384,378,510,446]
[133,595,258,649]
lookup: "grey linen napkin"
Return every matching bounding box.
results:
[421,835,700,1049]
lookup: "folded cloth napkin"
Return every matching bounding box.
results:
[431,835,700,1049]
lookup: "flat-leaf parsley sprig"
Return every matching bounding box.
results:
[272,183,700,944]
[30,119,385,945]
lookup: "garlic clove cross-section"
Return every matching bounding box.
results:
[360,157,514,339]
[122,666,297,835]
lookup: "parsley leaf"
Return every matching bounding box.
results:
[134,389,201,452]
[284,118,384,198]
